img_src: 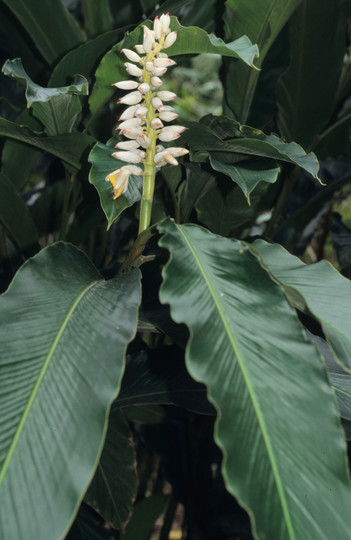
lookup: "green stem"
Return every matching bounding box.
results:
[139,148,156,234]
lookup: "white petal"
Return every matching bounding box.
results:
[115,140,140,150]
[160,13,170,35]
[135,106,148,118]
[112,150,145,163]
[151,76,163,87]
[113,80,139,90]
[158,131,181,142]
[138,82,150,93]
[159,110,178,122]
[124,165,143,176]
[119,104,139,120]
[117,117,142,130]
[151,118,164,129]
[157,91,176,101]
[134,44,145,54]
[118,90,142,105]
[153,16,162,39]
[137,134,151,148]
[122,127,144,139]
[164,31,177,48]
[153,58,173,67]
[124,63,143,77]
[152,66,167,77]
[121,48,141,63]
[151,97,163,110]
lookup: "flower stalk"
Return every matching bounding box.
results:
[106,13,188,234]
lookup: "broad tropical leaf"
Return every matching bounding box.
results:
[0,117,94,169]
[276,0,348,148]
[250,239,351,371]
[158,219,351,540]
[0,243,141,540]
[89,16,258,115]
[223,0,302,122]
[2,0,84,65]
[88,140,143,229]
[81,0,114,37]
[86,409,137,529]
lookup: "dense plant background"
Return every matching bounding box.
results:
[1,1,351,539]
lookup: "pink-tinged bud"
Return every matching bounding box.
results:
[137,134,151,148]
[164,31,177,49]
[152,66,167,77]
[161,125,187,134]
[160,13,171,35]
[138,82,150,94]
[158,52,168,58]
[125,165,143,176]
[119,104,139,120]
[145,61,155,72]
[158,131,180,142]
[157,90,176,101]
[151,97,163,110]
[118,90,142,105]
[124,62,143,77]
[166,147,189,157]
[113,80,139,90]
[135,106,148,118]
[153,57,173,68]
[151,118,164,129]
[122,127,144,139]
[151,76,163,87]
[115,140,140,150]
[159,110,178,122]
[142,25,155,53]
[112,149,145,163]
[121,48,141,63]
[153,16,162,39]
[117,117,142,131]
[134,44,145,54]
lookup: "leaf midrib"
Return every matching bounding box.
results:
[177,225,296,540]
[0,279,98,485]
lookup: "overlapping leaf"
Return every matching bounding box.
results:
[0,243,141,540]
[158,219,351,540]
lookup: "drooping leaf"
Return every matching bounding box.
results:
[0,117,94,169]
[0,243,141,540]
[158,219,351,540]
[115,349,215,415]
[181,118,320,182]
[88,140,142,229]
[86,409,137,530]
[276,0,348,148]
[223,0,302,122]
[89,16,258,115]
[249,239,351,372]
[2,59,88,135]
[0,172,39,256]
[2,0,84,65]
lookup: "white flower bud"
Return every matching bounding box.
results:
[159,110,178,122]
[145,61,155,72]
[119,105,139,120]
[161,125,187,134]
[138,82,150,94]
[152,66,167,77]
[118,90,142,105]
[124,62,143,77]
[158,131,181,142]
[137,134,151,148]
[142,25,155,53]
[117,117,142,131]
[151,97,163,110]
[157,52,169,58]
[157,91,176,101]
[122,127,144,139]
[125,165,143,176]
[121,49,141,63]
[112,149,145,163]
[166,147,189,157]
[160,13,171,35]
[151,118,164,129]
[135,106,148,118]
[151,76,163,87]
[154,147,189,165]
[164,31,177,49]
[134,44,145,54]
[153,16,162,39]
[115,140,140,150]
[153,58,174,67]
[113,80,139,90]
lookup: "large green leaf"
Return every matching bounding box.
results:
[122,494,169,540]
[86,409,137,530]
[81,0,113,38]
[0,243,141,540]
[0,172,39,256]
[180,163,217,223]
[89,16,258,115]
[0,117,94,169]
[2,59,88,135]
[223,0,302,122]
[3,0,84,65]
[181,118,320,182]
[88,140,143,229]
[276,0,348,148]
[158,219,351,540]
[249,239,351,372]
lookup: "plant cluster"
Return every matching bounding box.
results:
[0,2,351,540]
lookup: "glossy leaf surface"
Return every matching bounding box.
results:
[158,219,351,540]
[88,140,142,229]
[250,239,351,371]
[0,243,141,540]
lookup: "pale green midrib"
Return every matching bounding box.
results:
[0,279,98,485]
[178,225,296,540]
